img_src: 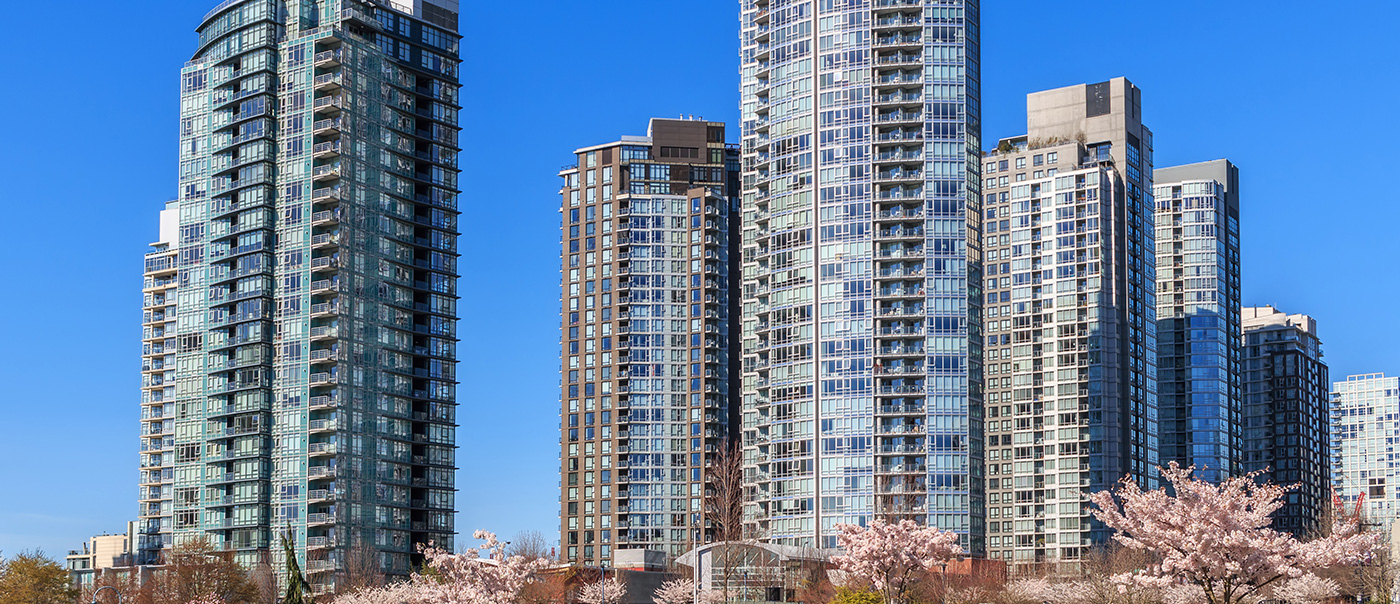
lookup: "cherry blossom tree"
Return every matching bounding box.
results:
[1270,574,1339,604]
[326,582,420,604]
[652,577,720,604]
[1001,578,1097,604]
[330,530,550,604]
[831,519,962,604]
[1090,462,1380,604]
[576,574,627,604]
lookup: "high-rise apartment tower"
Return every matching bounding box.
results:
[739,0,984,549]
[979,78,1157,567]
[557,118,742,565]
[1153,159,1242,482]
[140,0,462,593]
[1241,306,1330,537]
[1332,374,1400,533]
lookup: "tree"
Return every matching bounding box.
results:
[1271,574,1340,604]
[330,529,549,604]
[145,538,260,604]
[830,588,884,604]
[282,530,312,604]
[0,550,74,604]
[1089,462,1381,604]
[830,520,961,604]
[702,441,748,601]
[652,577,720,604]
[505,531,553,563]
[576,574,626,604]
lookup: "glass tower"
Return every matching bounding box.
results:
[1153,160,1242,483]
[1332,374,1400,534]
[145,0,461,593]
[738,0,984,550]
[1241,307,1330,537]
[556,119,742,566]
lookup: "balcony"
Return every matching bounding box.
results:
[313,49,341,67]
[312,95,342,115]
[311,186,341,203]
[311,233,340,249]
[312,164,340,182]
[312,141,341,159]
[311,209,340,225]
[309,395,338,409]
[307,466,336,479]
[874,34,922,49]
[876,286,925,299]
[309,326,338,340]
[313,117,342,135]
[308,442,337,456]
[309,419,337,433]
[313,73,342,92]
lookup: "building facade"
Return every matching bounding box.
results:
[738,0,984,550]
[66,523,139,591]
[979,78,1157,567]
[144,0,461,593]
[1153,159,1242,483]
[1241,307,1329,537]
[557,118,741,566]
[1332,374,1400,533]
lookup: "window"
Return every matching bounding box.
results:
[1033,154,1044,166]
[1016,158,1026,169]
[1047,152,1058,164]
[660,147,699,159]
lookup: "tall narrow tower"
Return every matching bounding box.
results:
[738,0,984,550]
[142,0,462,594]
[1154,159,1243,483]
[979,79,1158,568]
[556,119,742,566]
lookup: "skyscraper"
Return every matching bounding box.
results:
[979,78,1157,567]
[141,0,461,593]
[1241,307,1330,537]
[1332,374,1400,533]
[1153,159,1242,482]
[557,118,741,566]
[738,0,983,549]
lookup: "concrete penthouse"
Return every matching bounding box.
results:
[139,0,461,594]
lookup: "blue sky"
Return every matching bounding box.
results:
[0,0,1397,557]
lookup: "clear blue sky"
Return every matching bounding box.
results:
[1,0,1397,558]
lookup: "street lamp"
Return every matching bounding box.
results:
[600,564,609,604]
[939,560,949,604]
[91,586,121,604]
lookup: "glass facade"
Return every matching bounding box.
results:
[557,121,742,566]
[1332,374,1400,533]
[1241,307,1329,537]
[738,0,983,550]
[1153,162,1242,483]
[146,0,461,593]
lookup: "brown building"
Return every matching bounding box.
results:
[556,118,741,566]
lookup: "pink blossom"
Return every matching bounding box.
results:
[652,578,720,604]
[331,530,551,604]
[576,574,627,604]
[830,519,962,604]
[1090,463,1380,604]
